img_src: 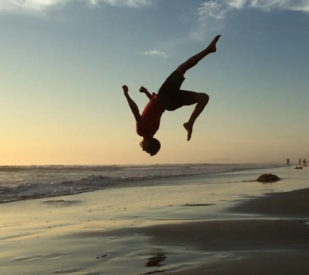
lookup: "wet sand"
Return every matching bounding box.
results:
[175,187,309,274]
[230,187,309,217]
[169,187,309,274]
[175,252,309,275]
[69,187,309,274]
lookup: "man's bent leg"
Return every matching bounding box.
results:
[182,92,209,141]
[176,35,220,75]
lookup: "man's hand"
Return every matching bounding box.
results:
[139,86,148,94]
[122,85,129,94]
[139,86,152,99]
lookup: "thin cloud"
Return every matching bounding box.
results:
[192,0,309,41]
[198,0,309,20]
[0,0,67,13]
[143,50,168,58]
[249,0,309,12]
[90,0,152,8]
[0,0,153,13]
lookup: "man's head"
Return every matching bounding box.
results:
[140,138,161,156]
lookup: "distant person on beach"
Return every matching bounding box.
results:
[286,158,290,166]
[122,35,221,156]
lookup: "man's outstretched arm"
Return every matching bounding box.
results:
[122,85,141,123]
[139,86,152,100]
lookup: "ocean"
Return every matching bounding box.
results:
[0,163,279,203]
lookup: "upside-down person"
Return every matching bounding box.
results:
[122,35,221,156]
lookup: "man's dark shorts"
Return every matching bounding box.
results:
[157,70,197,111]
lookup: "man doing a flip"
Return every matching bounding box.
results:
[122,35,221,156]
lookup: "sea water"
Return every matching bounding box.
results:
[0,163,279,203]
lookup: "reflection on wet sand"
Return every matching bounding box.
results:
[146,253,166,267]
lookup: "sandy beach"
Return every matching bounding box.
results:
[1,166,309,274]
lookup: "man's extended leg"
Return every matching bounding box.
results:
[176,35,220,75]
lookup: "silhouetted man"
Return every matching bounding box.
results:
[123,35,221,156]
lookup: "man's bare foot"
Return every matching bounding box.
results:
[183,122,193,141]
[207,34,221,53]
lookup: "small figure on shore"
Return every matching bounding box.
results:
[286,158,290,166]
[122,35,221,156]
[303,158,307,167]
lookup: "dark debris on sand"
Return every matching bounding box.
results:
[256,174,281,183]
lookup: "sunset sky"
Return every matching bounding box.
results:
[1,0,308,165]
